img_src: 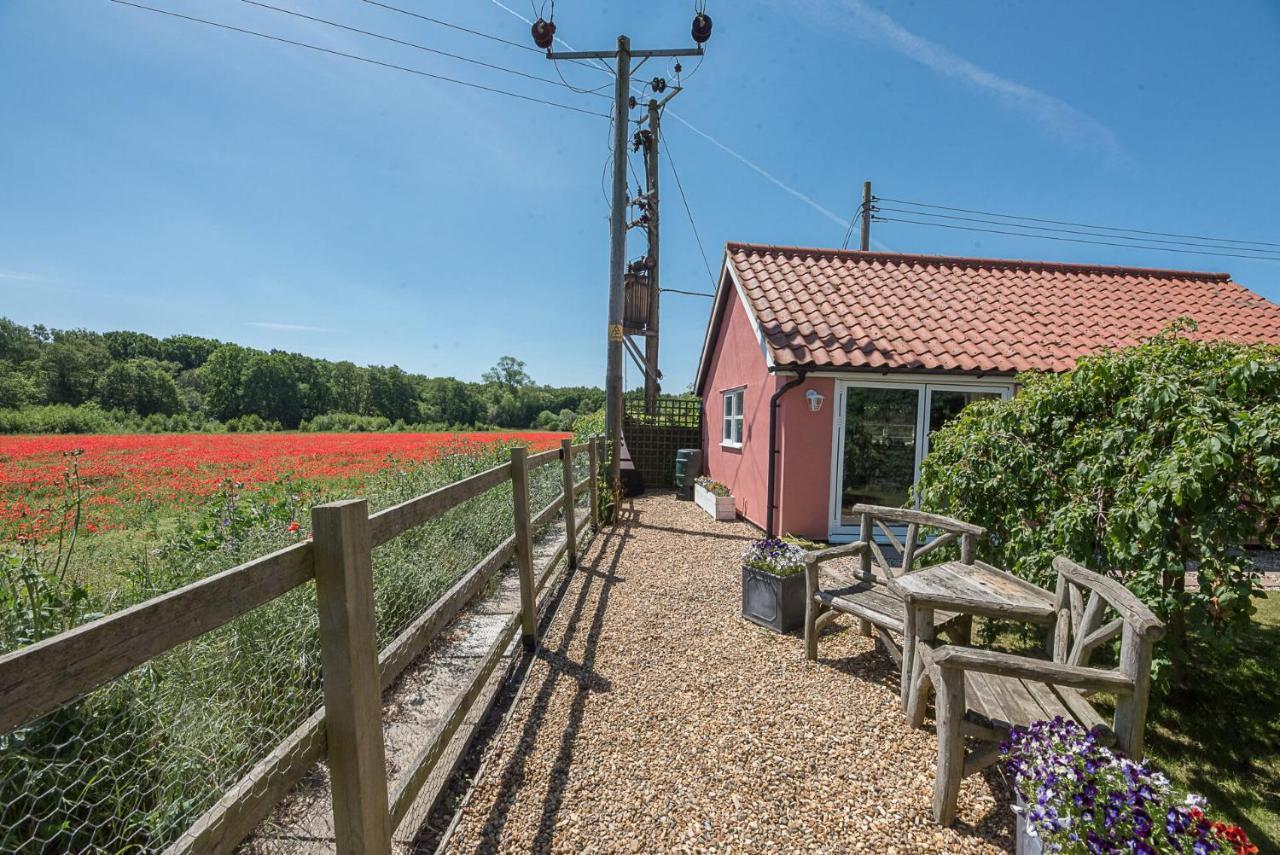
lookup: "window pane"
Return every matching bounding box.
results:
[840,387,919,521]
[928,390,1001,435]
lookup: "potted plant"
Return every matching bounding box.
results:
[694,476,735,521]
[740,537,808,633]
[1002,717,1258,855]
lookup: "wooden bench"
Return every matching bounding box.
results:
[802,504,986,681]
[906,556,1165,825]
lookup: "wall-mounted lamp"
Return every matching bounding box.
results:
[805,389,825,413]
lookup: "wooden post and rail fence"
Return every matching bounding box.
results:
[0,436,602,854]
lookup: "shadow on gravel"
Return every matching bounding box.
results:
[452,507,633,854]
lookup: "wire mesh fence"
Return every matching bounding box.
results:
[0,438,596,854]
[0,580,324,853]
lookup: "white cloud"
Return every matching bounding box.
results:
[798,0,1124,160]
[245,321,336,333]
[0,269,54,284]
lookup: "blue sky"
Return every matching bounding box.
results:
[2,0,1278,390]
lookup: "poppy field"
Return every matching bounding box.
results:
[0,431,580,851]
[0,431,567,538]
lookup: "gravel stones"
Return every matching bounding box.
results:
[444,494,1013,853]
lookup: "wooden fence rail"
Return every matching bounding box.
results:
[0,437,602,855]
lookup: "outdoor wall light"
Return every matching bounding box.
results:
[806,389,824,413]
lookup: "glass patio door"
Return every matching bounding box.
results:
[829,380,1010,541]
[835,385,922,527]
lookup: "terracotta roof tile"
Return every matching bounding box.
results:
[725,242,1280,375]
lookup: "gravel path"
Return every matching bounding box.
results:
[444,493,1013,853]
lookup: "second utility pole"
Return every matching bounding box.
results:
[860,180,873,252]
[549,35,702,509]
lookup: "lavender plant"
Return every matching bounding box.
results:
[1003,718,1257,854]
[742,537,807,578]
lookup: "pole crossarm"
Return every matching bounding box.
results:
[547,47,703,60]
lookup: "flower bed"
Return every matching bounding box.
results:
[693,476,734,521]
[1003,717,1257,854]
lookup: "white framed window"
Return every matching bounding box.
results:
[721,387,745,447]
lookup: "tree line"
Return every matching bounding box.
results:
[0,319,603,432]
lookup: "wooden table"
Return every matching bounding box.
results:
[894,560,1055,714]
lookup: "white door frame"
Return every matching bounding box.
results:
[827,376,1012,543]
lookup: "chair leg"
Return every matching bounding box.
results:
[906,666,932,729]
[804,563,819,661]
[932,666,966,826]
[900,604,916,708]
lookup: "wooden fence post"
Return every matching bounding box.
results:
[560,439,578,568]
[510,446,537,650]
[311,499,391,855]
[588,436,600,530]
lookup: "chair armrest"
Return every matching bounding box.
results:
[804,541,868,566]
[930,645,1135,695]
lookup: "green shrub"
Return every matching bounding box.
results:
[572,408,604,441]
[917,322,1280,686]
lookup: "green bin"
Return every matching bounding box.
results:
[674,448,702,500]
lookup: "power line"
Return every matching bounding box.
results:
[361,0,544,55]
[661,287,714,297]
[876,205,1280,258]
[879,196,1280,250]
[661,134,718,291]
[110,0,610,119]
[240,0,608,99]
[877,216,1280,262]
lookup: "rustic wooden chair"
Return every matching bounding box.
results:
[907,556,1165,825]
[803,504,986,687]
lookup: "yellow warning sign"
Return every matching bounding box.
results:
[608,324,624,342]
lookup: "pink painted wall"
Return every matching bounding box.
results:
[701,289,771,531]
[701,290,836,539]
[776,376,836,540]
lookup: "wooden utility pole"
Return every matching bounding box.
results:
[642,97,661,414]
[547,37,702,510]
[860,180,873,251]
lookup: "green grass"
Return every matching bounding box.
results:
[1143,592,1280,849]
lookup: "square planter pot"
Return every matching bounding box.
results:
[694,483,735,521]
[1014,796,1043,855]
[741,565,806,634]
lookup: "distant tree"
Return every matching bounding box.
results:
[483,356,533,391]
[175,368,205,414]
[420,376,481,426]
[240,352,302,427]
[200,344,253,420]
[38,329,110,405]
[285,352,333,421]
[0,360,40,408]
[103,330,164,362]
[161,334,222,370]
[488,390,531,427]
[98,358,181,415]
[0,318,41,365]
[366,365,416,422]
[330,361,367,414]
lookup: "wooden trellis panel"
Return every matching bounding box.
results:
[623,397,702,488]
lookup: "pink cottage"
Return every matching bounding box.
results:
[694,242,1280,542]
